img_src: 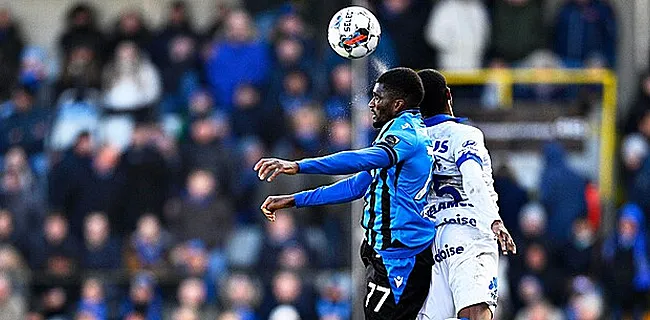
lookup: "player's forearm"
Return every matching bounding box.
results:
[459,160,501,222]
[297,147,391,175]
[294,171,372,207]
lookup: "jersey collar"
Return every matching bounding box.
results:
[396,109,420,117]
[423,114,466,127]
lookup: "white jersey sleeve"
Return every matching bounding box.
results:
[450,127,488,170]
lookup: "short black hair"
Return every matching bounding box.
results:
[417,69,450,118]
[376,67,424,109]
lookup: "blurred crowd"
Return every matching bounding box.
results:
[0,0,641,319]
[0,1,356,319]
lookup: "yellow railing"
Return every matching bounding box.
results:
[441,68,618,203]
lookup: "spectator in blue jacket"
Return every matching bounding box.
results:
[205,10,270,111]
[539,142,587,245]
[553,0,617,68]
[602,203,650,319]
[0,86,49,161]
[77,278,108,320]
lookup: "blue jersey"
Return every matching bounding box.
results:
[361,110,436,258]
[294,110,436,259]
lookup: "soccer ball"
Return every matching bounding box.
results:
[328,6,381,59]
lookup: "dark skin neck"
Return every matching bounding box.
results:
[423,104,454,119]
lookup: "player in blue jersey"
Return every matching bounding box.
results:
[254,67,436,320]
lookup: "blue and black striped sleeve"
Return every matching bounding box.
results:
[375,125,416,165]
[294,171,373,207]
[297,147,392,175]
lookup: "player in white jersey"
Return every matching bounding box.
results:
[415,70,516,320]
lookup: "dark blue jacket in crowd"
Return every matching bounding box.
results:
[554,0,617,67]
[539,143,587,244]
[81,237,122,270]
[493,169,529,239]
[0,102,48,156]
[205,40,270,111]
[603,203,650,292]
[631,156,650,218]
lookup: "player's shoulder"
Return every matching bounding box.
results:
[387,113,423,135]
[449,121,485,140]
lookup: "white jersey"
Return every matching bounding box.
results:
[420,119,499,235]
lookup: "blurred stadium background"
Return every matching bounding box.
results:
[0,0,645,319]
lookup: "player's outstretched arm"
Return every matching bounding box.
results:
[254,146,391,182]
[260,171,373,221]
[254,158,299,182]
[459,160,516,255]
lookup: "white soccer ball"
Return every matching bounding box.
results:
[327,6,381,59]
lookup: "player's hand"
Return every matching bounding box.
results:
[260,195,296,222]
[253,158,299,182]
[491,220,516,255]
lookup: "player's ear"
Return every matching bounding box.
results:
[393,99,405,112]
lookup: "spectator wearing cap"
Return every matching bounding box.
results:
[120,273,163,320]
